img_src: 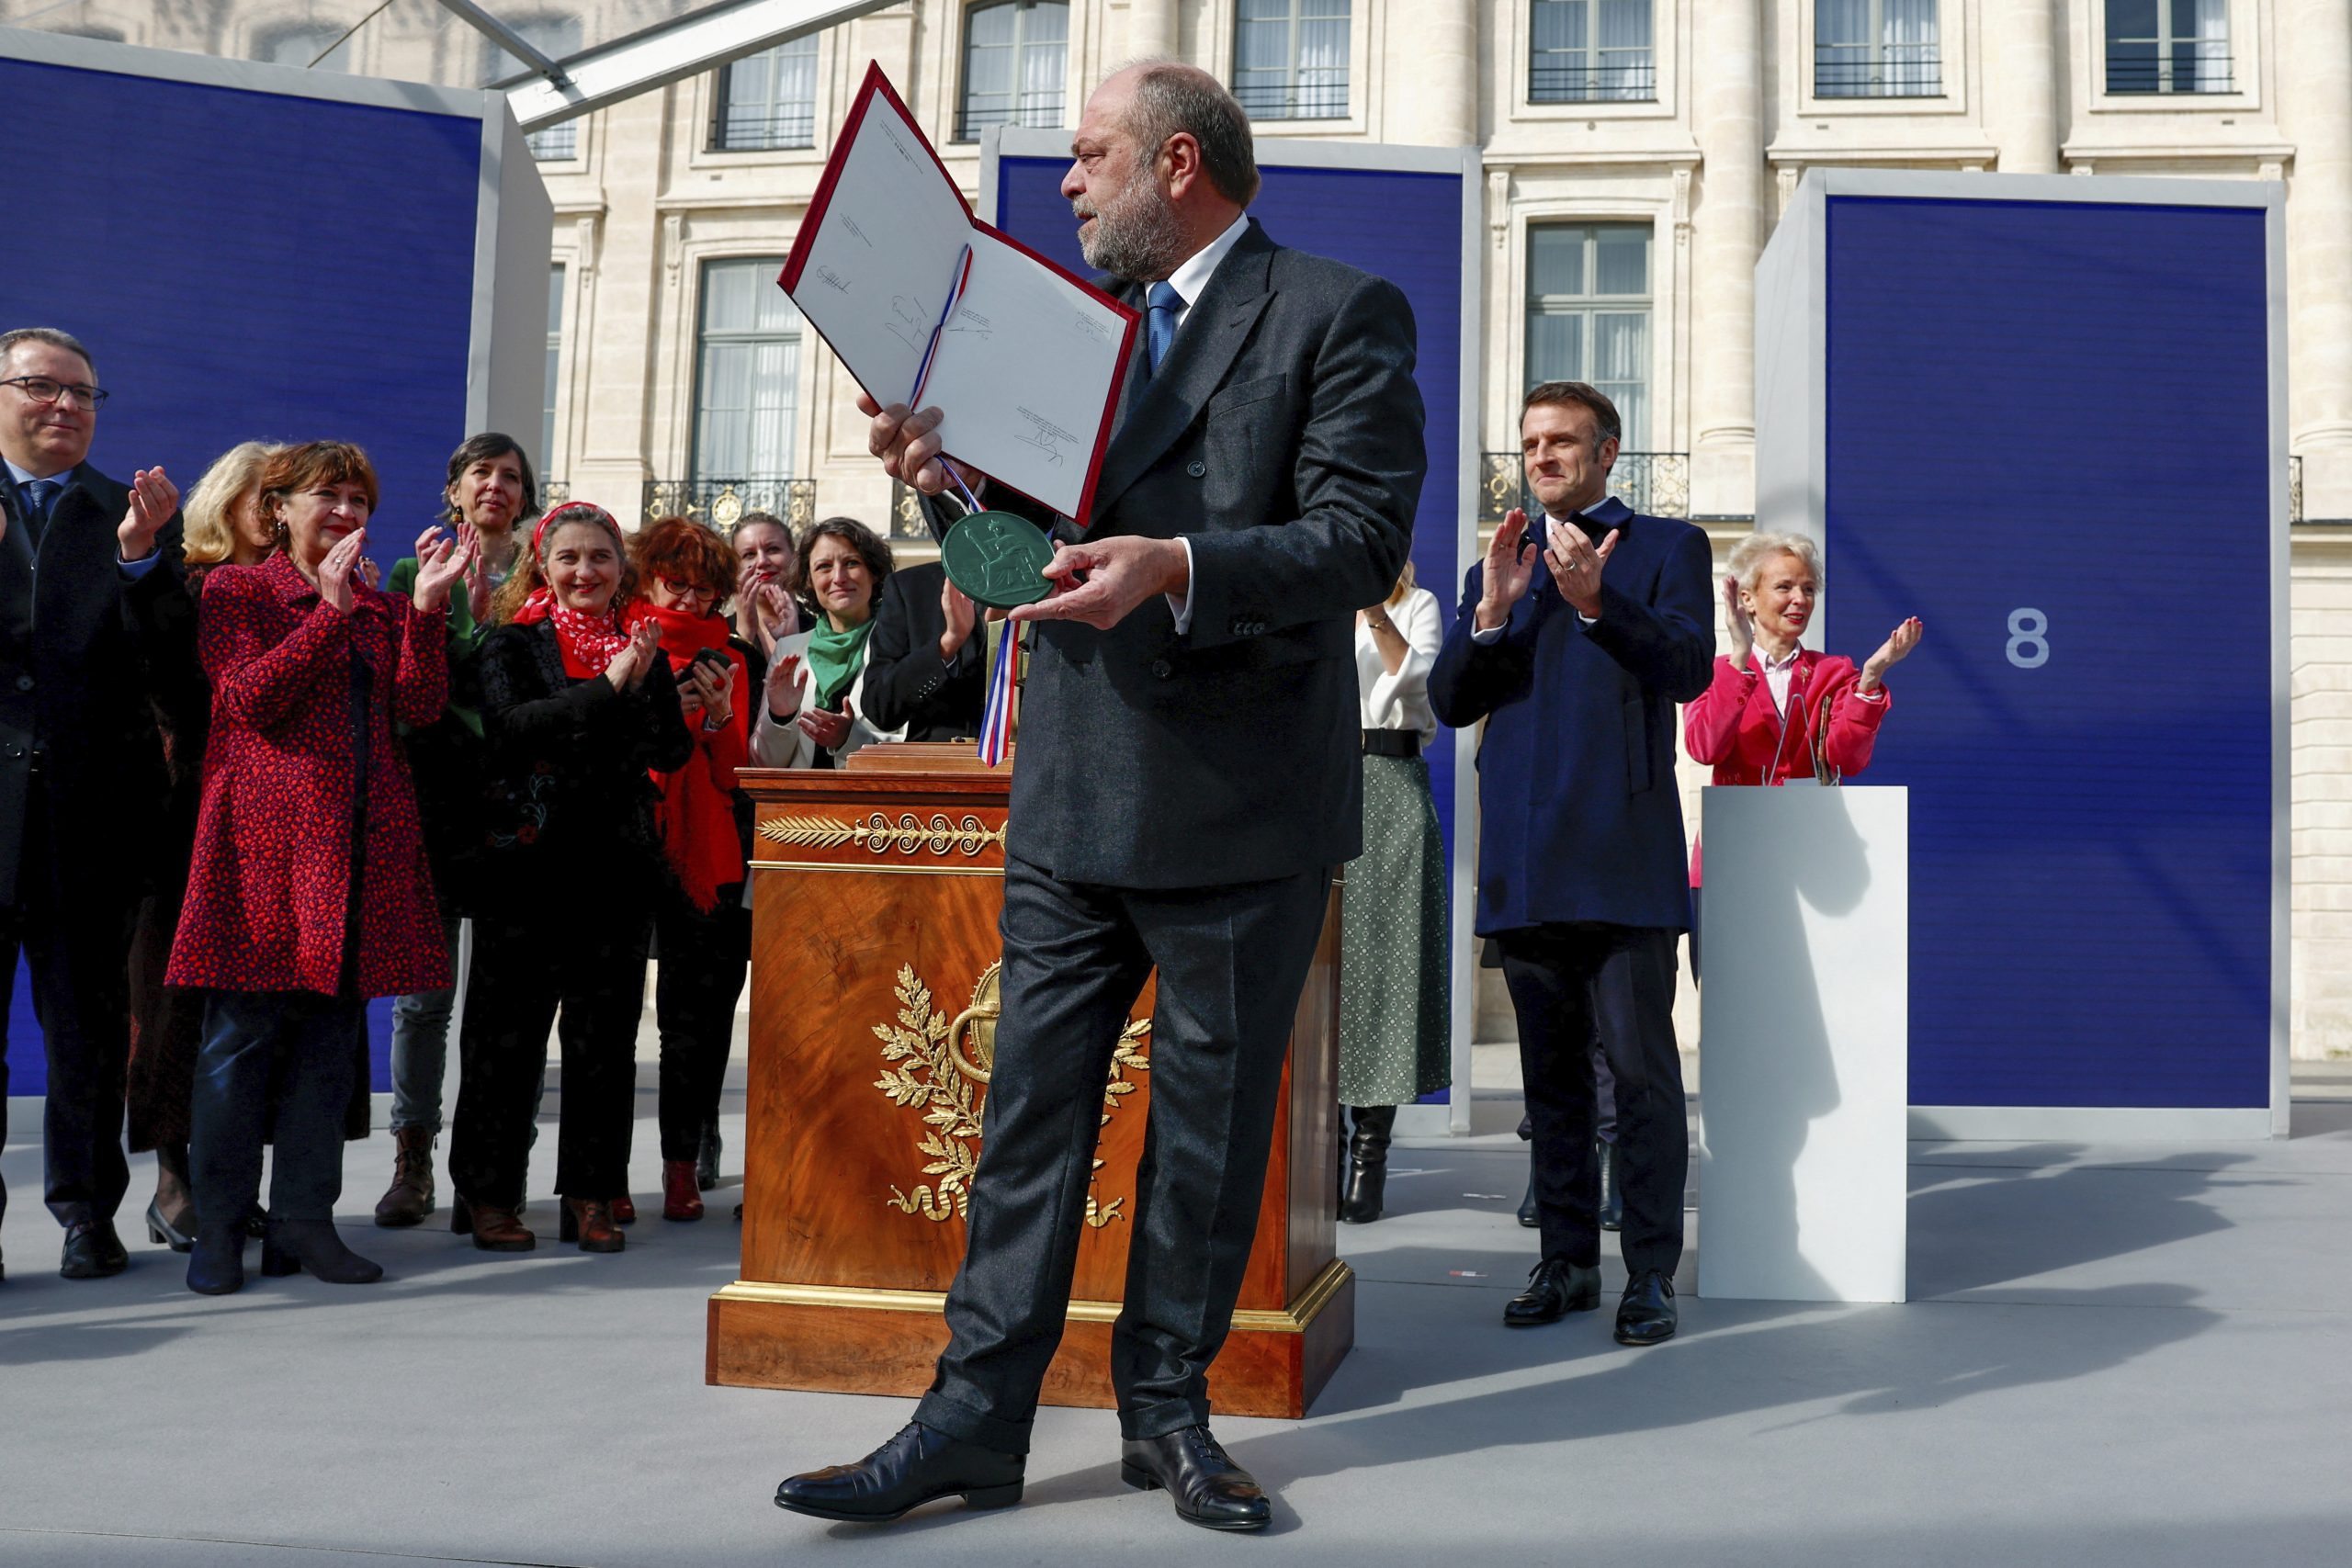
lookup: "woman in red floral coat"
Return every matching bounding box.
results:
[167,442,477,1295]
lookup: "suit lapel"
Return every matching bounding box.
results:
[1088,225,1277,528]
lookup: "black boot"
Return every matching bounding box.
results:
[260,1218,384,1284]
[696,1114,722,1193]
[1598,1139,1623,1232]
[1339,1105,1395,1224]
[186,1224,246,1296]
[1516,1112,1539,1227]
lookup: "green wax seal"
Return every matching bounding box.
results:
[941,510,1056,610]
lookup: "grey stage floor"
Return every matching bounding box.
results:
[4,1072,2351,1568]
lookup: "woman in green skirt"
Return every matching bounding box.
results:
[1339,563,1452,1224]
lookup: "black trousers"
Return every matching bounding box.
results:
[652,892,748,1162]
[0,793,137,1230]
[1498,922,1686,1278]
[914,854,1329,1456]
[448,911,650,1209]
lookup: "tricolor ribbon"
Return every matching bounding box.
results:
[908,243,988,515]
[978,615,1017,768]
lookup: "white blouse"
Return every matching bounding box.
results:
[1356,585,1442,744]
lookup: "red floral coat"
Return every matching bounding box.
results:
[166,553,451,998]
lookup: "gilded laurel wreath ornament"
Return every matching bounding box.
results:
[761,811,1005,858]
[874,962,1149,1226]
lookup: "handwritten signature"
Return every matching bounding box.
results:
[816,266,852,294]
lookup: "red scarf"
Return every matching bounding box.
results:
[513,592,631,678]
[625,598,749,911]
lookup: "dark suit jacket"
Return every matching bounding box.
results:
[930,219,1424,888]
[1429,496,1713,935]
[0,460,190,910]
[861,561,987,741]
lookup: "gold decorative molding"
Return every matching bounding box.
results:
[871,963,1148,1227]
[759,810,1005,860]
[712,1258,1354,1335]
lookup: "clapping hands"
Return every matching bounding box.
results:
[410,524,481,615]
[1860,617,1923,692]
[116,466,179,563]
[603,620,664,692]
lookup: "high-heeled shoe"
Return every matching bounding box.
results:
[662,1160,704,1222]
[610,1193,637,1225]
[452,1193,536,1252]
[559,1197,625,1253]
[259,1218,384,1284]
[146,1197,197,1253]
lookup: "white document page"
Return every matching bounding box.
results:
[916,232,1132,520]
[784,88,971,414]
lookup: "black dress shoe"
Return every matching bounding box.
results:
[147,1197,197,1253]
[1615,1268,1678,1346]
[1503,1257,1600,1326]
[775,1422,1023,1523]
[1121,1426,1271,1531]
[60,1221,129,1279]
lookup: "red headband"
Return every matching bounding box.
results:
[529,501,619,560]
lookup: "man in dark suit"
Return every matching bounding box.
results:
[1430,381,1712,1347]
[859,560,987,741]
[775,62,1421,1533]
[0,327,187,1283]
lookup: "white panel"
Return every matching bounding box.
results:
[1698,785,1908,1303]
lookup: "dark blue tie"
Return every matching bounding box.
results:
[1145,280,1182,380]
[19,479,58,543]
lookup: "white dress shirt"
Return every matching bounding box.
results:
[1358,586,1442,743]
[1158,212,1253,636]
[1752,641,1802,716]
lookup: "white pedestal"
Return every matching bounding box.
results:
[1696,785,1908,1303]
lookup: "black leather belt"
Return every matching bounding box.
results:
[1362,729,1420,759]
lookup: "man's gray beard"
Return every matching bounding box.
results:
[1076,177,1188,281]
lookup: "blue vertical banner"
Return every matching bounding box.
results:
[1819,193,2274,1111]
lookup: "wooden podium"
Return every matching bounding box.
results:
[707,746,1353,1417]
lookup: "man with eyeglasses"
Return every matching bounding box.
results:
[0,326,188,1283]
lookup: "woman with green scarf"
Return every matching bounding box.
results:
[752,515,899,769]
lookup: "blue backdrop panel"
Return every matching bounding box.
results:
[1,56,489,1099]
[1823,195,2270,1109]
[994,156,1465,1101]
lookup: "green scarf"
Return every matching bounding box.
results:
[807,616,875,712]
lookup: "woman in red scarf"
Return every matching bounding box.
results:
[625,516,754,1222]
[446,503,692,1255]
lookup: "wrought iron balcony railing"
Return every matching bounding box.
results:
[1814,46,1942,97]
[642,479,817,531]
[2105,52,2233,95]
[710,107,816,152]
[1528,59,1657,103]
[1480,451,1690,525]
[1234,79,1349,120]
[954,96,1066,142]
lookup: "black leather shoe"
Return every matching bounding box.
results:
[1615,1268,1678,1346]
[1503,1257,1600,1326]
[775,1422,1023,1523]
[186,1226,246,1296]
[60,1221,129,1279]
[1597,1140,1623,1233]
[1121,1426,1271,1532]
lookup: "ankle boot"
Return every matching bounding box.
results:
[261,1218,384,1284]
[560,1197,625,1253]
[610,1194,638,1225]
[1339,1105,1396,1224]
[186,1224,247,1296]
[696,1117,722,1192]
[662,1160,705,1222]
[374,1125,436,1227]
[1598,1140,1623,1233]
[453,1193,536,1252]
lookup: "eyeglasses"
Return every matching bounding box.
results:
[659,577,719,604]
[2,376,108,410]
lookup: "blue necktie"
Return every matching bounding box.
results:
[1145,280,1183,380]
[19,479,57,539]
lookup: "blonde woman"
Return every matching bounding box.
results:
[126,441,281,1254]
[1337,561,1451,1224]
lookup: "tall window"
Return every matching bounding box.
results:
[714,34,820,151]
[544,265,565,478]
[1525,224,1651,449]
[1529,1,1656,104]
[694,259,802,482]
[957,2,1068,141]
[2106,0,2231,94]
[259,25,352,73]
[486,17,583,158]
[1233,0,1350,120]
[1815,0,1941,97]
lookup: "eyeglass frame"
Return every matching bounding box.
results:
[656,575,721,604]
[1,376,109,410]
